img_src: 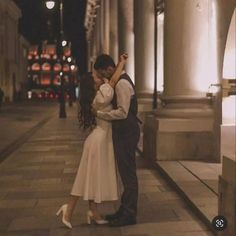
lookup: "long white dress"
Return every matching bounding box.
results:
[71,83,119,203]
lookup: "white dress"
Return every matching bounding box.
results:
[71,83,119,203]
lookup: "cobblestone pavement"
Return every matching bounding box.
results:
[0,104,213,236]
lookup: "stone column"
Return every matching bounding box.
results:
[99,0,109,54]
[144,0,219,161]
[98,3,103,54]
[118,0,134,81]
[134,0,154,100]
[104,0,109,54]
[164,0,217,97]
[109,0,118,62]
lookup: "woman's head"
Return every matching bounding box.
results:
[94,54,116,79]
[78,72,96,130]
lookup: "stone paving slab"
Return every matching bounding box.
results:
[0,104,213,235]
[156,160,218,234]
[120,221,208,235]
[0,102,57,163]
[179,161,221,194]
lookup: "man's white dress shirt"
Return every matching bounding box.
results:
[97,74,134,121]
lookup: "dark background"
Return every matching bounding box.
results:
[14,0,87,74]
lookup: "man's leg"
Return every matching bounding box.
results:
[109,130,140,226]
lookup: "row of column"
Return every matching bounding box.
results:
[87,0,235,101]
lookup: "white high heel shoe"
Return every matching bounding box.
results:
[87,210,108,225]
[56,204,72,229]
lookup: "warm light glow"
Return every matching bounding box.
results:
[157,13,164,92]
[32,63,40,71]
[223,9,236,79]
[27,91,32,99]
[193,1,218,93]
[60,72,63,76]
[64,47,71,56]
[70,65,75,70]
[67,57,72,63]
[54,63,62,72]
[62,40,67,47]
[41,77,51,85]
[45,1,55,10]
[42,63,51,71]
[222,96,236,124]
[63,64,70,72]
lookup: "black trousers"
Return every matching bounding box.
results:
[112,125,140,217]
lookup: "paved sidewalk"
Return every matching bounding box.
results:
[156,160,220,233]
[0,106,213,236]
[0,101,58,162]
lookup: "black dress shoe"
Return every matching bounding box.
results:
[109,215,136,227]
[105,208,123,221]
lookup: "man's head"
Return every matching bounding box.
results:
[94,54,115,80]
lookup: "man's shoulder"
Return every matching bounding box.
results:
[117,77,132,87]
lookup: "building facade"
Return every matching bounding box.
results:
[27,41,78,100]
[0,0,29,102]
[85,0,235,163]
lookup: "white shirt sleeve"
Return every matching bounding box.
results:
[92,83,114,110]
[97,79,134,120]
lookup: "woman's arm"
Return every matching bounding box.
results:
[109,53,128,88]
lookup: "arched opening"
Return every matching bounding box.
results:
[32,63,40,71]
[42,63,51,71]
[221,8,236,159]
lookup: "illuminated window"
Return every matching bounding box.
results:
[42,63,51,71]
[63,64,70,72]
[54,63,62,72]
[32,63,40,71]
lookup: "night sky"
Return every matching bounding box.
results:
[14,0,87,74]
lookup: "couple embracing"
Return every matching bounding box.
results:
[56,53,140,228]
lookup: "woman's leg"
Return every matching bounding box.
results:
[88,200,103,220]
[65,195,79,221]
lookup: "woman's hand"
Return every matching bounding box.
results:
[120,53,128,62]
[109,53,128,88]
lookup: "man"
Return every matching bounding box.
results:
[94,54,140,227]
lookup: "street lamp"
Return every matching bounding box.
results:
[45,0,66,118]
[61,40,67,47]
[45,0,55,10]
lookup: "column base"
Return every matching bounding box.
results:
[221,124,236,160]
[143,96,216,161]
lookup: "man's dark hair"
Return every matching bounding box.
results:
[94,54,115,70]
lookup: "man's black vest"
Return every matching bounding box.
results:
[112,73,139,134]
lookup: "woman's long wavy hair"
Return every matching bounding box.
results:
[78,72,96,130]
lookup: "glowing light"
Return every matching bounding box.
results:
[67,57,72,63]
[62,40,67,47]
[194,0,218,93]
[27,91,32,99]
[45,1,55,10]
[223,9,236,79]
[222,96,236,124]
[70,65,75,70]
[60,72,63,76]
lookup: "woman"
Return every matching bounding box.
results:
[56,54,128,228]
